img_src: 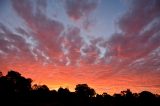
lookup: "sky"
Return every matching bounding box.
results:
[0,0,160,94]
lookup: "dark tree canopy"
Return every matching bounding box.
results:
[32,84,50,92]
[6,70,21,78]
[0,70,32,94]
[0,71,3,77]
[75,84,96,97]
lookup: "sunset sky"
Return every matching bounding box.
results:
[0,0,160,94]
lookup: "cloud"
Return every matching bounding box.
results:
[0,22,52,64]
[108,0,160,59]
[85,0,160,91]
[0,0,160,94]
[0,23,30,59]
[64,0,98,21]
[118,0,160,34]
[60,26,83,65]
[4,0,100,66]
[12,0,64,40]
[2,0,160,73]
[11,0,65,62]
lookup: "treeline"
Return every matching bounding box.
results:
[0,70,160,106]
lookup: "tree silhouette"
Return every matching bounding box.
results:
[0,74,13,95]
[0,70,160,106]
[32,84,49,92]
[138,91,157,106]
[58,87,70,96]
[0,71,3,77]
[6,70,32,93]
[75,84,96,98]
[6,70,21,78]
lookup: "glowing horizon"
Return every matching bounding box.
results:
[0,0,160,95]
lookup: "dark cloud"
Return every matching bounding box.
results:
[64,0,98,20]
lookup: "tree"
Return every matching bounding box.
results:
[6,70,32,93]
[0,75,13,95]
[121,89,133,98]
[138,91,157,106]
[58,87,70,95]
[0,71,3,77]
[6,70,21,78]
[32,84,49,92]
[139,91,155,99]
[75,84,96,98]
[58,87,71,101]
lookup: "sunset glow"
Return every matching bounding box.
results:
[0,0,160,94]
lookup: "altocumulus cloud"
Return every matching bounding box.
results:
[0,0,160,94]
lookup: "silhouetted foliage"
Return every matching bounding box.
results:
[0,71,3,77]
[75,84,96,98]
[0,70,160,106]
